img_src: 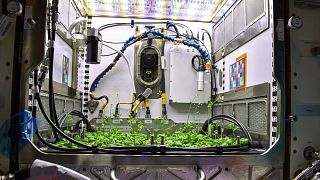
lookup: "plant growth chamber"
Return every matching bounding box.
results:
[0,0,320,179]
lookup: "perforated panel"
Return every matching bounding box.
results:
[234,103,248,127]
[55,98,65,117]
[248,101,267,133]
[223,104,233,116]
[36,95,82,130]
[74,101,82,112]
[36,96,50,129]
[213,105,223,115]
[65,100,74,114]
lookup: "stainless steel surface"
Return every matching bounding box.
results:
[18,138,285,178]
[36,92,82,131]
[41,80,81,98]
[222,83,269,102]
[21,1,46,69]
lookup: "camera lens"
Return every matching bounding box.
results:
[141,53,157,67]
[141,48,158,68]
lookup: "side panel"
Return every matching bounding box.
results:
[0,5,16,174]
[223,30,273,93]
[213,0,274,146]
[289,2,320,178]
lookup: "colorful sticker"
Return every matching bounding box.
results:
[229,54,246,90]
[62,55,69,85]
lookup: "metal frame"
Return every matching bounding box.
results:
[0,0,289,178]
[286,1,320,178]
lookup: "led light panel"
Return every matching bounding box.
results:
[76,0,233,22]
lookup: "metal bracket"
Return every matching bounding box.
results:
[87,100,99,114]
[286,115,297,122]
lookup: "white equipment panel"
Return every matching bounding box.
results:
[169,45,211,104]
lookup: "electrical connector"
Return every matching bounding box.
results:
[145,107,151,118]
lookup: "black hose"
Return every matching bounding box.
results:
[36,92,157,153]
[166,29,211,60]
[36,130,88,152]
[101,52,118,57]
[197,29,217,114]
[36,93,93,149]
[58,109,94,132]
[175,23,194,38]
[215,114,250,138]
[90,39,139,93]
[201,29,212,50]
[201,115,252,142]
[73,118,94,132]
[34,69,60,140]
[13,168,31,179]
[160,35,167,117]
[48,46,60,128]
[47,0,61,141]
[166,23,180,38]
[90,94,109,101]
[191,55,205,72]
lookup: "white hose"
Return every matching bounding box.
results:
[68,17,87,35]
[102,42,136,94]
[110,169,119,180]
[198,169,206,180]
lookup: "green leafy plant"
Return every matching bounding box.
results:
[54,115,248,149]
[66,115,72,131]
[227,123,240,138]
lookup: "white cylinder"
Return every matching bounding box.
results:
[197,71,204,91]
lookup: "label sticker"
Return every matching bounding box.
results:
[277,19,285,41]
[112,119,121,124]
[144,119,152,124]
